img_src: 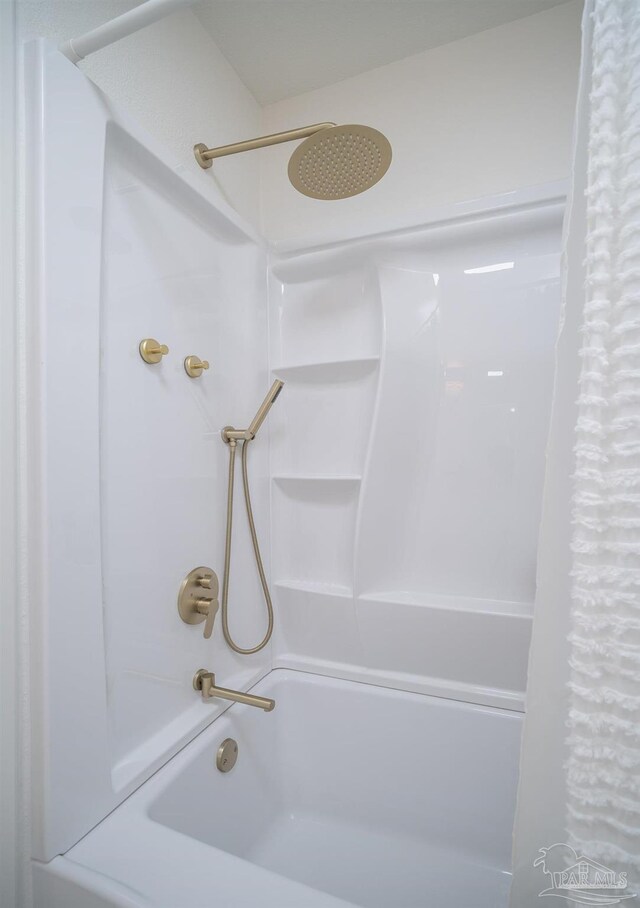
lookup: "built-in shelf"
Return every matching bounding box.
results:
[359,590,533,618]
[273,474,361,485]
[275,579,354,599]
[269,355,378,477]
[272,478,358,593]
[271,356,380,381]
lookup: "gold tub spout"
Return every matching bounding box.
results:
[193,669,275,712]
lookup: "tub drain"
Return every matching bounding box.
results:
[216,737,238,773]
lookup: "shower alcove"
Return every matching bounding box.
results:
[29,31,566,908]
[269,195,562,710]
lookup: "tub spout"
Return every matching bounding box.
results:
[193,669,275,712]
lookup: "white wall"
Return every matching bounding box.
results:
[1,4,22,906]
[9,7,259,891]
[17,0,262,230]
[27,44,272,862]
[260,1,582,248]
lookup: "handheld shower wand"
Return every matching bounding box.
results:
[220,381,284,654]
[248,380,284,437]
[222,380,284,443]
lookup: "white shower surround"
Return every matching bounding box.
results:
[29,37,566,908]
[268,188,565,712]
[27,41,271,862]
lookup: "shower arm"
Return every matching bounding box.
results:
[194,123,336,169]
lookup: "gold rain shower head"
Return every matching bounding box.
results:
[194,122,392,200]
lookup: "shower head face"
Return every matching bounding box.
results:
[288,124,392,200]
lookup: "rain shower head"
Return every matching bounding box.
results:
[287,124,391,200]
[194,122,392,200]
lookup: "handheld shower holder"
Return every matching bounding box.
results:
[221,426,252,444]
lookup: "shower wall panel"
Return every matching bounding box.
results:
[269,187,564,710]
[100,126,271,794]
[29,45,270,860]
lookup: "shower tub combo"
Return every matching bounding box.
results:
[35,671,521,908]
[30,43,563,908]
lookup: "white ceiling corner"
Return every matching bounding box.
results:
[194,0,573,105]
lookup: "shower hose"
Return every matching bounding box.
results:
[221,437,274,654]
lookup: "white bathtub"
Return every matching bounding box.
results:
[34,670,522,908]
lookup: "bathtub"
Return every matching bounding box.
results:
[34,670,522,908]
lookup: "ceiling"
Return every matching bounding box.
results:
[194,0,571,105]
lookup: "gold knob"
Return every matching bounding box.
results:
[184,355,210,378]
[139,338,169,364]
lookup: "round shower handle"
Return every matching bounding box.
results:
[178,566,220,639]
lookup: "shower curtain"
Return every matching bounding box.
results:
[510,0,640,904]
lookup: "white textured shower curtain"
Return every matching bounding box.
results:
[510,0,640,904]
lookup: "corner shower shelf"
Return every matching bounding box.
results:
[275,580,354,599]
[273,474,362,485]
[359,590,532,618]
[271,355,380,381]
